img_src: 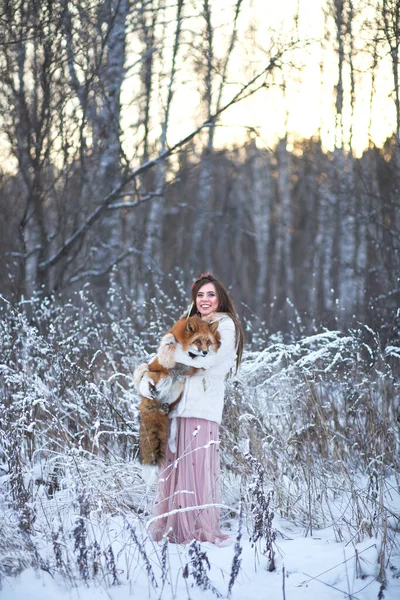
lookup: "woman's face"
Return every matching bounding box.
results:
[196,282,219,317]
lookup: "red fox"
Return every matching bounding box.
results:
[135,316,220,467]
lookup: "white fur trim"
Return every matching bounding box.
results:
[138,373,154,399]
[141,464,159,487]
[168,417,177,453]
[154,377,185,404]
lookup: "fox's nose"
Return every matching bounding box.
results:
[201,350,208,356]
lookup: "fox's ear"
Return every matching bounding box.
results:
[186,319,198,334]
[209,321,219,335]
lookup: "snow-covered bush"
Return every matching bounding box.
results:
[222,327,399,540]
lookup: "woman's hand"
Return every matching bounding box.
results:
[133,362,149,391]
[200,312,215,323]
[138,372,156,399]
[133,364,157,399]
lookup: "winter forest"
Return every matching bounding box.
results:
[0,0,399,598]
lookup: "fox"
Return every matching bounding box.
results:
[135,316,220,467]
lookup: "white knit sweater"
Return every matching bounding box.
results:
[168,313,237,425]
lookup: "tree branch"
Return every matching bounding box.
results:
[68,246,163,284]
[39,55,283,272]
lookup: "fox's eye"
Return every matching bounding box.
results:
[207,340,211,345]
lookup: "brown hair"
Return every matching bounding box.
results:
[187,273,244,372]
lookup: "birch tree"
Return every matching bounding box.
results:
[380,0,400,141]
[189,0,244,272]
[61,0,130,288]
[0,0,68,296]
[141,0,185,287]
[248,141,272,313]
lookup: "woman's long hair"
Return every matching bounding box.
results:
[187,273,244,372]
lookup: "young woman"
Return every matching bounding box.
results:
[137,273,244,545]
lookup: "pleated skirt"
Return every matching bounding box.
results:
[147,417,229,545]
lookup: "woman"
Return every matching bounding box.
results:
[137,273,244,545]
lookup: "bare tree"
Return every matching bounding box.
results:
[328,0,346,149]
[0,0,69,296]
[61,0,130,288]
[190,0,244,272]
[347,0,356,152]
[381,0,400,142]
[367,30,380,144]
[141,0,185,287]
[248,140,272,313]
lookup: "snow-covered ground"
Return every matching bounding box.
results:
[0,464,399,600]
[1,514,399,600]
[1,295,399,599]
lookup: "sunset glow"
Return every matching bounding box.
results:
[120,0,397,159]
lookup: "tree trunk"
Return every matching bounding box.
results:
[249,143,272,314]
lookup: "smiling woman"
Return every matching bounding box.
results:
[196,282,220,317]
[135,273,244,545]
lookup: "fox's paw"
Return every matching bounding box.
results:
[159,333,175,347]
[157,333,177,369]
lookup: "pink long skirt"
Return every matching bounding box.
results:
[147,417,229,545]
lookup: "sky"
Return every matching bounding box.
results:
[138,0,396,159]
[244,0,395,154]
[0,1,396,175]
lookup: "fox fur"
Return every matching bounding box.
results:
[136,316,220,467]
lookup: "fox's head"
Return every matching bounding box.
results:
[171,316,221,358]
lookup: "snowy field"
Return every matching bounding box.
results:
[1,508,400,600]
[0,292,399,599]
